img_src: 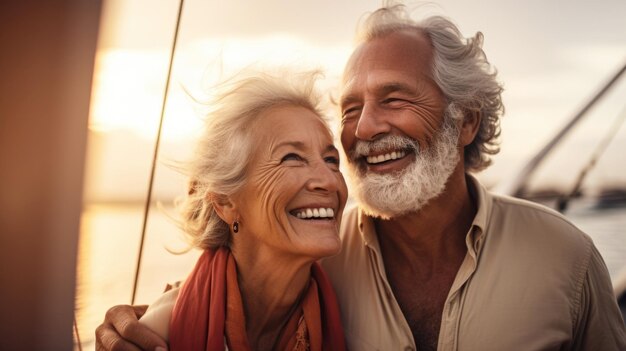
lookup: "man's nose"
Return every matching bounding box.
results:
[354,103,391,141]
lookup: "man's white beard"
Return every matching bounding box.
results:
[346,115,461,219]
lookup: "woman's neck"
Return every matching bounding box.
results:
[231,245,313,351]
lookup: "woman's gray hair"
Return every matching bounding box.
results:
[356,2,504,172]
[180,69,326,249]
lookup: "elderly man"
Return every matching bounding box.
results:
[96,4,626,351]
[322,4,626,351]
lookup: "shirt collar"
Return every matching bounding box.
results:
[357,206,379,249]
[466,174,492,257]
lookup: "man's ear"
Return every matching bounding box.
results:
[211,193,238,224]
[459,110,481,147]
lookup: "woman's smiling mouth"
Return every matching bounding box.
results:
[290,207,336,219]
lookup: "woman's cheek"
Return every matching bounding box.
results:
[255,168,292,213]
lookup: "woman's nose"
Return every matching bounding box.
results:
[354,103,391,141]
[307,161,340,193]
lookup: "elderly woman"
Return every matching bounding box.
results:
[137,71,348,351]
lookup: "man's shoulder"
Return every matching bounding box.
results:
[490,191,571,218]
[490,192,587,234]
[472,175,589,245]
[485,191,593,260]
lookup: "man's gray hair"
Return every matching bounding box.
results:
[179,69,326,249]
[357,3,504,172]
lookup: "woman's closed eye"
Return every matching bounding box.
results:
[281,153,304,163]
[324,156,340,170]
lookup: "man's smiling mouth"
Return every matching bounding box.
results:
[365,150,407,164]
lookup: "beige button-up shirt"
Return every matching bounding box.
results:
[321,176,626,350]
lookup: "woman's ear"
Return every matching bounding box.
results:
[211,193,238,224]
[459,110,481,147]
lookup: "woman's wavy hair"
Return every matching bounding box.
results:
[179,69,326,249]
[356,2,504,172]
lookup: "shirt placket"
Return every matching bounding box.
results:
[366,243,416,350]
[438,227,483,351]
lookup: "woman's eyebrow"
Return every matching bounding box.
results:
[272,141,338,155]
[271,141,306,156]
[325,144,339,154]
[274,141,305,150]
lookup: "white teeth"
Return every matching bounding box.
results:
[293,207,335,219]
[366,150,406,164]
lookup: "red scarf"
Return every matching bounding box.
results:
[169,248,346,351]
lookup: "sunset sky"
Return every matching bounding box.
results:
[84,0,626,202]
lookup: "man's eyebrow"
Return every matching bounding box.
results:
[378,82,416,96]
[339,82,416,107]
[339,94,359,108]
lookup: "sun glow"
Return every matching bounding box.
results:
[88,49,182,138]
[87,35,351,142]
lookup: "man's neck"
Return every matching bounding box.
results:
[375,169,476,269]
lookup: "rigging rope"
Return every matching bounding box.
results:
[507,62,626,198]
[73,311,82,351]
[131,0,185,305]
[558,104,626,212]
